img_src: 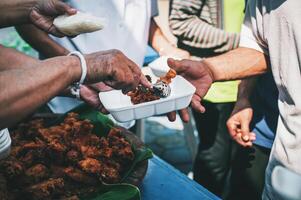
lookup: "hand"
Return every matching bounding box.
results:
[226,99,256,147]
[79,85,109,114]
[29,0,77,37]
[84,49,151,94]
[159,45,190,59]
[166,58,214,122]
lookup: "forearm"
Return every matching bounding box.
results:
[149,19,172,53]
[204,47,269,81]
[0,45,37,71]
[16,24,69,58]
[237,77,258,101]
[0,56,80,129]
[0,0,37,28]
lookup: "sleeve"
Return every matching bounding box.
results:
[169,0,239,53]
[239,0,268,55]
[151,0,159,17]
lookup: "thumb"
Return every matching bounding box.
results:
[241,121,250,142]
[167,58,186,74]
[53,1,77,15]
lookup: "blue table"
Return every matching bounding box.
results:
[140,156,220,200]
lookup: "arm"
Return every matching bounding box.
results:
[169,0,239,53]
[167,47,268,122]
[0,47,150,129]
[0,0,76,37]
[0,53,81,129]
[0,0,37,27]
[0,45,37,71]
[16,24,69,58]
[149,19,190,59]
[226,77,258,147]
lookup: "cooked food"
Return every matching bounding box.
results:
[127,69,177,104]
[53,12,105,36]
[0,113,134,200]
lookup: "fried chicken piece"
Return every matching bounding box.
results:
[80,146,101,158]
[47,139,67,153]
[70,134,101,152]
[24,178,64,200]
[98,138,113,158]
[0,159,24,179]
[20,148,47,167]
[64,167,98,185]
[78,158,102,174]
[158,69,177,84]
[25,164,49,183]
[100,161,121,183]
[19,139,46,154]
[66,150,81,163]
[108,129,134,161]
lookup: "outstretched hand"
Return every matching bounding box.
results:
[166,58,214,122]
[29,0,77,37]
[226,100,256,147]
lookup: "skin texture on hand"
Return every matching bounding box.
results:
[29,0,77,37]
[79,84,109,114]
[84,49,151,94]
[226,99,256,147]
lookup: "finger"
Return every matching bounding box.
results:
[167,112,176,122]
[89,82,113,92]
[139,74,152,88]
[227,120,238,138]
[52,1,77,15]
[191,94,206,113]
[234,133,253,147]
[241,121,251,142]
[249,132,256,141]
[179,109,190,123]
[97,101,110,114]
[167,58,187,74]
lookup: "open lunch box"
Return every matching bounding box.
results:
[99,67,196,122]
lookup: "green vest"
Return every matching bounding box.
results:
[203,0,245,103]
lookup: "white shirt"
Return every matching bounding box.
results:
[240,0,301,199]
[47,0,158,120]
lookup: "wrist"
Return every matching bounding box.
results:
[65,56,82,84]
[201,60,215,83]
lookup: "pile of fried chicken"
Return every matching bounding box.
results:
[0,113,134,200]
[127,69,177,105]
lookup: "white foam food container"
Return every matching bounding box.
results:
[148,56,171,77]
[99,70,196,122]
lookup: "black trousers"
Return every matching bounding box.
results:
[192,101,237,198]
[227,144,271,200]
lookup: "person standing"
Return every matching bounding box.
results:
[169,0,245,197]
[167,0,301,198]
[226,73,279,200]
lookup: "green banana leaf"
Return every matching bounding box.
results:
[53,104,153,200]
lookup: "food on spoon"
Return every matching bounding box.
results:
[127,69,177,104]
[53,12,105,36]
[0,113,134,200]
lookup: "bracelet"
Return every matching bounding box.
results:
[68,51,87,99]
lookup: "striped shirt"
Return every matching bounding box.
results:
[169,0,240,56]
